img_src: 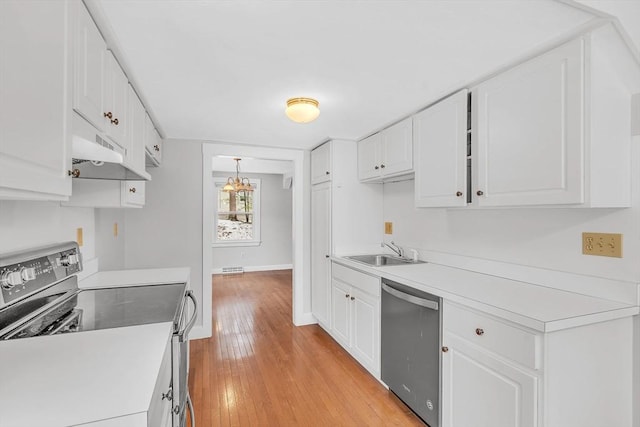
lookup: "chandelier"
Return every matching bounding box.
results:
[223,158,253,193]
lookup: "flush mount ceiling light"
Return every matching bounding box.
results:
[285,97,320,123]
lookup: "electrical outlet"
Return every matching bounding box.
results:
[582,232,622,258]
[76,227,84,247]
[384,222,393,235]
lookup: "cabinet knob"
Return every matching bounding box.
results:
[380,164,386,169]
[374,165,379,170]
[325,255,330,258]
[350,296,355,301]
[103,111,113,119]
[111,118,119,125]
[475,328,484,336]
[476,190,484,196]
[129,187,136,193]
[154,144,160,152]
[442,346,449,353]
[325,171,330,175]
[456,191,463,197]
[68,169,80,178]
[345,294,350,298]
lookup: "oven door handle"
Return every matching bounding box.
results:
[179,290,198,342]
[187,392,196,427]
[382,283,439,311]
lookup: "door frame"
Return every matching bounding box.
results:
[202,143,313,332]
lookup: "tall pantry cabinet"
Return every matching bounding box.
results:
[310,140,382,331]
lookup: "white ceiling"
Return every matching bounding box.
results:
[94,0,599,150]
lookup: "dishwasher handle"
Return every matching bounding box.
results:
[382,282,439,311]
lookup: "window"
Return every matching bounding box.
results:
[213,177,261,247]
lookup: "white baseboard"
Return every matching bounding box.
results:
[189,325,211,341]
[294,311,318,326]
[211,264,293,274]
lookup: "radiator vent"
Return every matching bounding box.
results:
[222,266,244,274]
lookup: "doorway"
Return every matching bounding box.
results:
[202,143,313,334]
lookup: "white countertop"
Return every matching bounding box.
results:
[0,322,172,427]
[0,267,191,427]
[333,257,639,332]
[79,267,190,289]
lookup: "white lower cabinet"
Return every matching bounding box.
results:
[148,337,173,427]
[442,332,538,427]
[442,300,634,427]
[330,263,380,377]
[311,182,331,328]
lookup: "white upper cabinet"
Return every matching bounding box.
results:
[474,38,584,207]
[0,0,72,200]
[414,89,469,207]
[145,116,163,167]
[62,179,145,208]
[103,51,128,147]
[357,133,381,181]
[73,1,106,132]
[380,118,413,177]
[311,142,331,184]
[125,85,147,177]
[358,118,413,182]
[472,29,637,208]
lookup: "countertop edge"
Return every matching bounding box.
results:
[331,256,639,333]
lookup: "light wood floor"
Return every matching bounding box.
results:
[188,270,424,426]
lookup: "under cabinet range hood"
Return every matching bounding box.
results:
[71,113,151,181]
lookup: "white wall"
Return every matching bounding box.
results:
[212,172,292,271]
[0,201,96,262]
[122,140,206,337]
[94,208,126,271]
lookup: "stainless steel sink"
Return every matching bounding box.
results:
[346,254,426,267]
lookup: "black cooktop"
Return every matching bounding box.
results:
[75,283,187,332]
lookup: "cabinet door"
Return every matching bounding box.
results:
[357,133,381,181]
[414,90,468,207]
[104,51,128,146]
[0,0,72,200]
[331,280,351,348]
[145,119,162,166]
[442,332,538,427]
[474,38,584,207]
[73,1,106,131]
[311,142,331,184]
[311,183,331,328]
[350,287,379,374]
[122,181,145,207]
[126,85,147,175]
[380,117,413,178]
[148,338,172,427]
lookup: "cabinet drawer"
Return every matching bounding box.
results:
[332,263,380,297]
[443,302,540,370]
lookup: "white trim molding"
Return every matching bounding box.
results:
[211,264,293,274]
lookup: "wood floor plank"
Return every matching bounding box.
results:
[189,270,425,426]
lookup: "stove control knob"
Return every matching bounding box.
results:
[20,267,36,282]
[59,254,78,267]
[1,271,23,289]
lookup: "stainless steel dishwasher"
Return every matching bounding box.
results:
[381,279,441,427]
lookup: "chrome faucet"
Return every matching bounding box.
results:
[382,241,404,258]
